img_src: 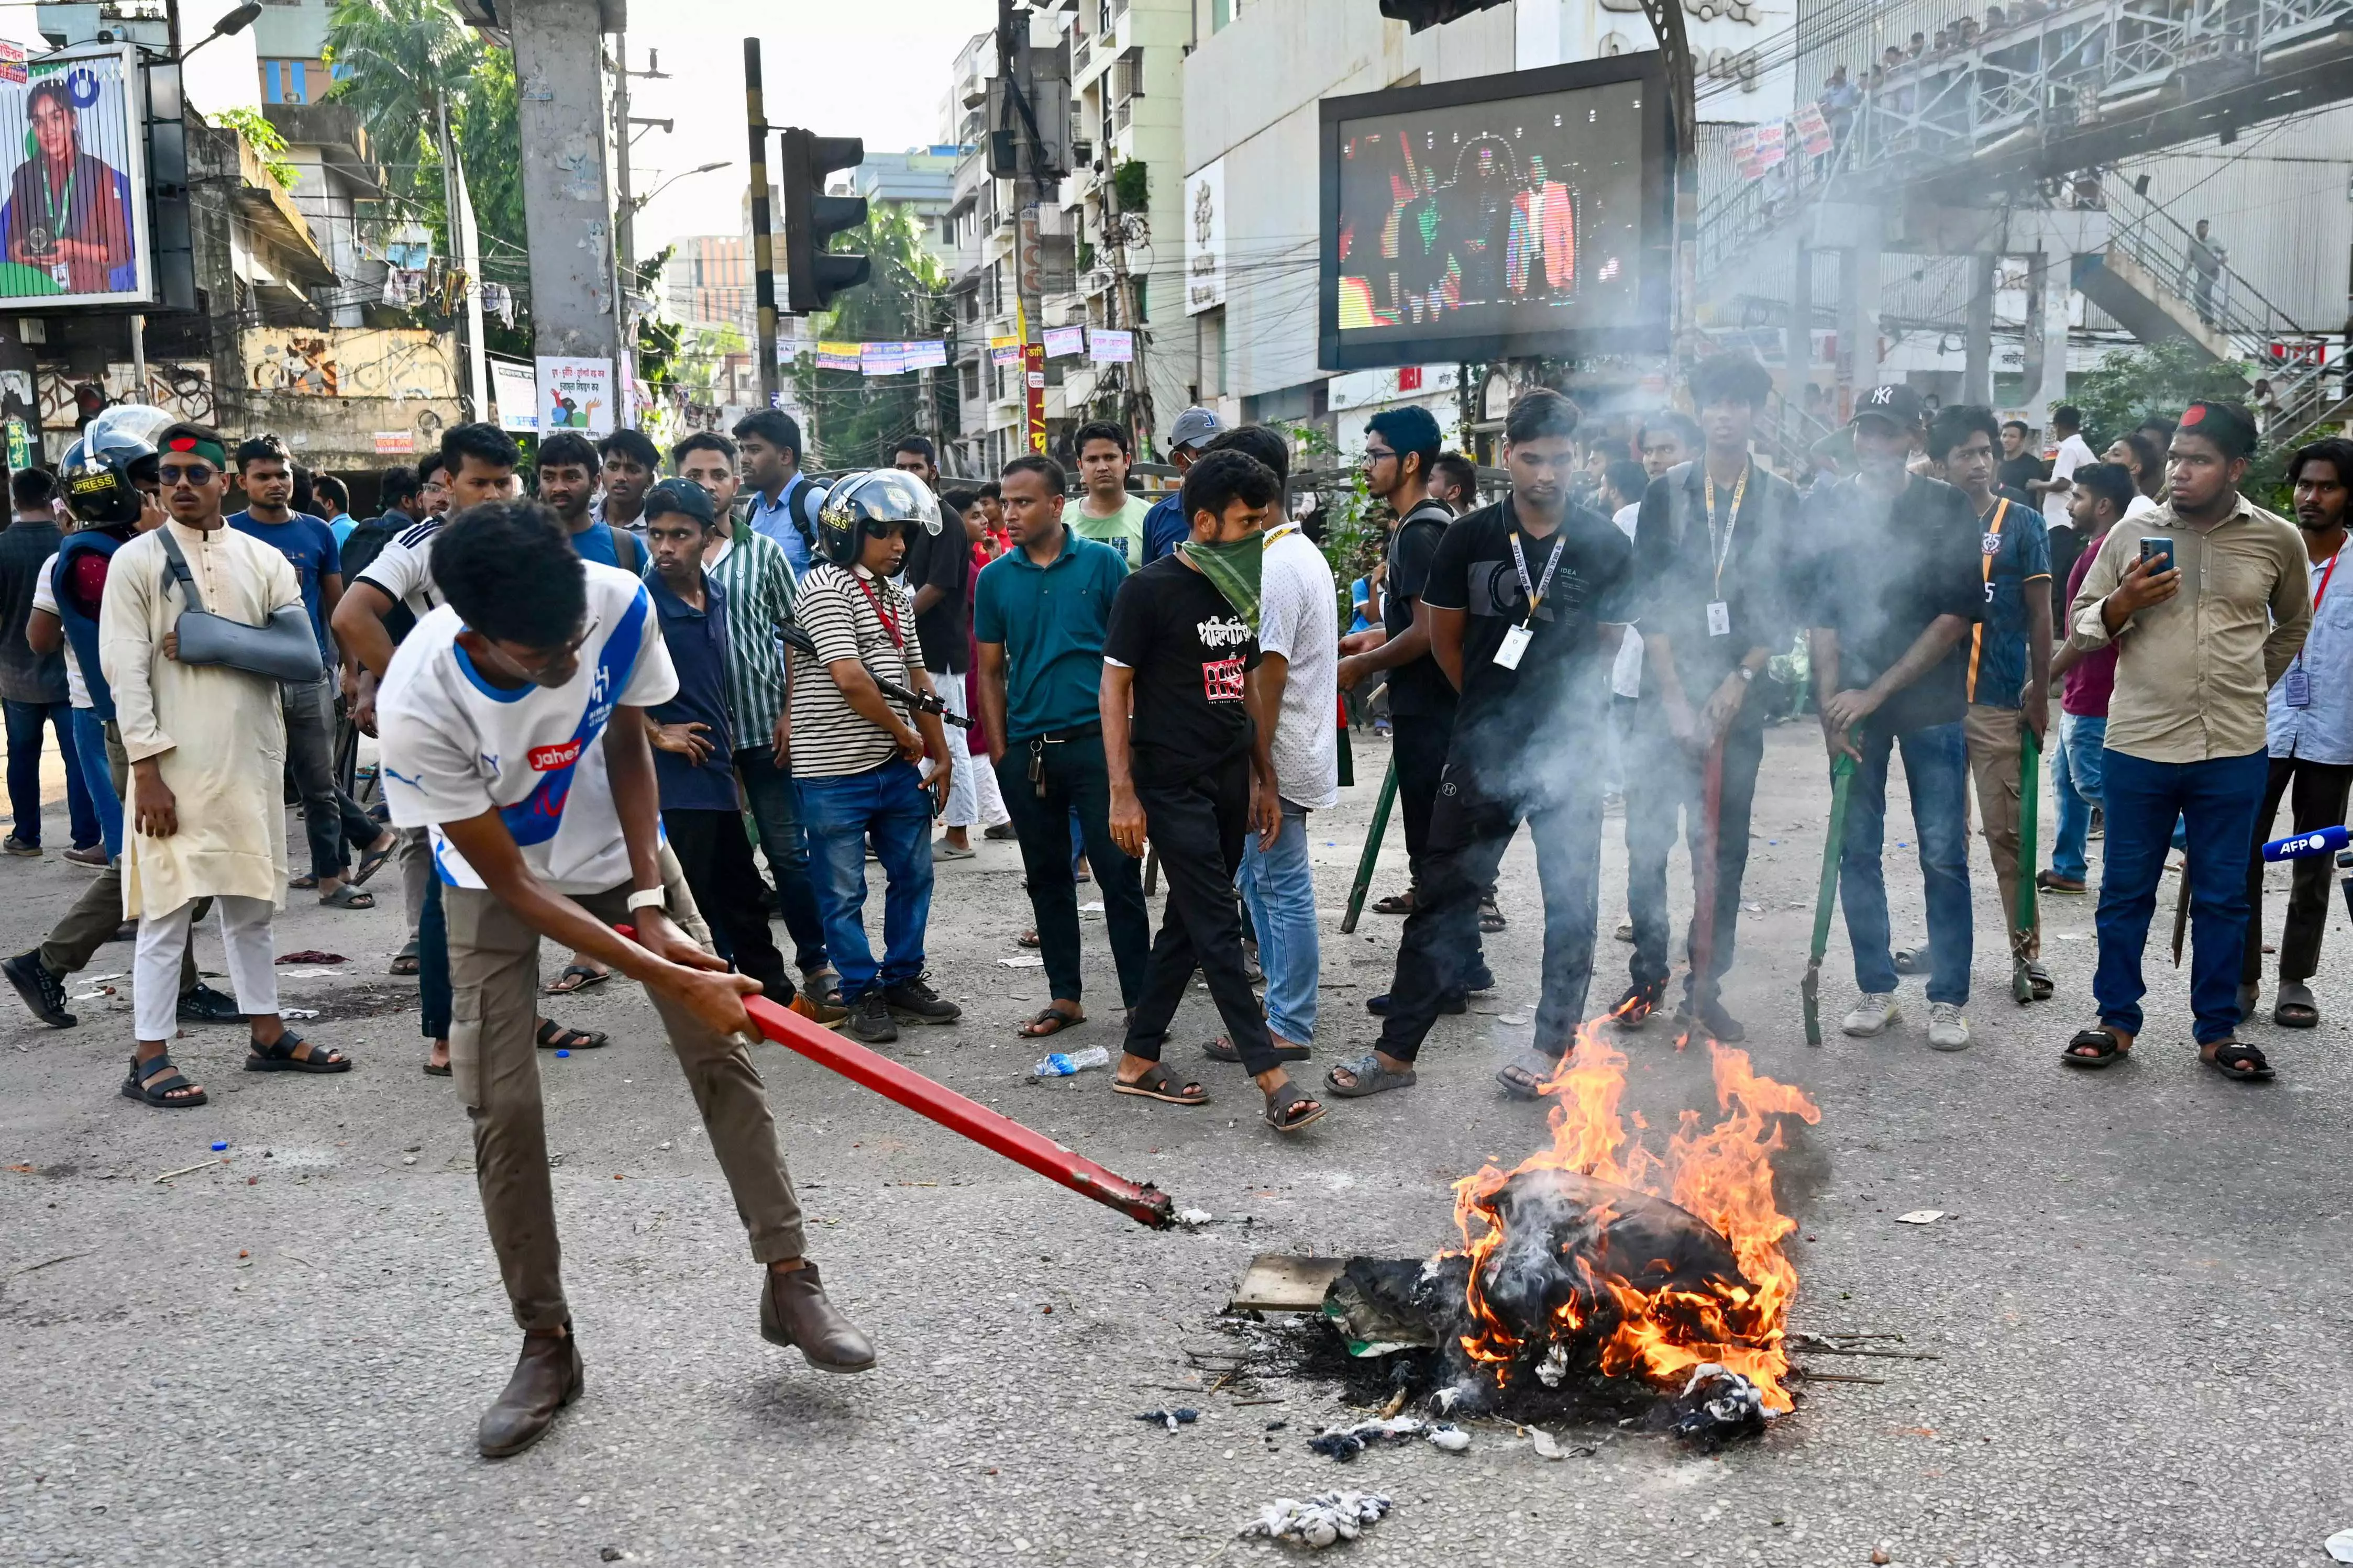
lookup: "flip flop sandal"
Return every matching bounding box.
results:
[1017,1005,1084,1039]
[1113,1062,1209,1105]
[318,884,375,910]
[2200,1038,2275,1082]
[1372,891,1415,916]
[1478,897,1506,933]
[121,1051,207,1108]
[2061,1027,2130,1069]
[289,873,319,889]
[1325,1051,1415,1098]
[1262,1081,1326,1133]
[390,941,421,977]
[244,1031,351,1074]
[536,1020,609,1051]
[1015,930,1042,949]
[2027,962,2054,1001]
[1892,943,1930,976]
[1203,1034,1311,1064]
[1495,1048,1560,1100]
[351,841,396,886]
[2272,982,2320,1029]
[422,1060,452,1077]
[543,963,610,995]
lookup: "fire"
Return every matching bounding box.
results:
[1449,1019,1821,1413]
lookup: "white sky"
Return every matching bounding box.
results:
[621,0,993,257]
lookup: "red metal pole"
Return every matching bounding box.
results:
[743,995,1176,1230]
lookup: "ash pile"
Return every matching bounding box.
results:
[1303,1170,1778,1447]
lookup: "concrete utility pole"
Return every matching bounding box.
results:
[512,0,624,369]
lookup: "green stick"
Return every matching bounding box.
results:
[1341,759,1399,936]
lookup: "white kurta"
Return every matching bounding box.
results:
[98,520,299,919]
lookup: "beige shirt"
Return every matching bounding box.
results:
[2067,494,2309,764]
[99,520,300,917]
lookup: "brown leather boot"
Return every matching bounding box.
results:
[759,1262,876,1373]
[477,1329,583,1458]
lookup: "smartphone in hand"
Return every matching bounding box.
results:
[2138,537,2175,576]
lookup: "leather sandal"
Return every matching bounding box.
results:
[1262,1080,1327,1133]
[1113,1062,1209,1105]
[244,1031,351,1073]
[121,1051,207,1108]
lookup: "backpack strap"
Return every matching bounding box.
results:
[607,523,642,573]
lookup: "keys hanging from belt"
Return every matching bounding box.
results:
[1028,738,1047,799]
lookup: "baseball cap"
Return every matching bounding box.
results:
[1849,383,1925,431]
[1168,406,1224,453]
[643,476,717,525]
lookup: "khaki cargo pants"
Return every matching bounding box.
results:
[1965,702,2041,963]
[445,850,807,1333]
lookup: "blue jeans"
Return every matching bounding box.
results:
[70,707,121,859]
[796,760,935,1000]
[2094,747,2269,1046]
[1838,720,1973,1006]
[736,744,830,974]
[1237,798,1318,1045]
[2050,713,2106,882]
[3,697,98,849]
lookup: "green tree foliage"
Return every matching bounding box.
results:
[2069,339,2253,449]
[208,106,297,189]
[783,203,953,469]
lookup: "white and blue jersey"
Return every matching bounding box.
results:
[374,563,679,894]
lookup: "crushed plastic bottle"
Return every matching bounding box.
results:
[1031,1044,1110,1078]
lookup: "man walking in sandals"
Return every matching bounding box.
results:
[2062,403,2307,1081]
[100,423,353,1109]
[1101,448,1325,1134]
[376,503,872,1456]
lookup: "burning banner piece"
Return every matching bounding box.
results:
[1448,1029,1820,1414]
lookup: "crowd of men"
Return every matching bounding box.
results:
[1,364,2346,1454]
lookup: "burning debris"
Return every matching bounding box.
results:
[1287,1028,1820,1440]
[1303,1415,1470,1460]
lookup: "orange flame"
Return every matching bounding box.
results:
[1449,1019,1820,1412]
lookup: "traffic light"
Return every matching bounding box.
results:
[780,128,871,314]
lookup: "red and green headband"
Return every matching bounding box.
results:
[162,433,227,468]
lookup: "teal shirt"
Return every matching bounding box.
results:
[973,529,1128,742]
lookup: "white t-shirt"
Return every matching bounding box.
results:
[28,551,88,710]
[1609,502,1644,700]
[2042,433,2097,525]
[2124,493,2161,521]
[354,516,446,621]
[375,564,678,894]
[1255,526,1340,811]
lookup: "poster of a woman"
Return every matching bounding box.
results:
[0,51,145,303]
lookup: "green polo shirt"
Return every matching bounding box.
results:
[973,528,1129,743]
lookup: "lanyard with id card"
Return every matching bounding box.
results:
[1496,527,1567,670]
[1703,463,1748,637]
[2285,550,2338,708]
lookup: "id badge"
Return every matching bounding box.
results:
[1706,600,1731,638]
[1495,623,1533,670]
[2285,665,2312,708]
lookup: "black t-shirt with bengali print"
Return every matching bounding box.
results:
[1420,497,1634,789]
[1102,553,1261,786]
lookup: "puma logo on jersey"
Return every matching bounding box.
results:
[528,740,582,772]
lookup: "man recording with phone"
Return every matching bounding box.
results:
[2060,402,2308,1081]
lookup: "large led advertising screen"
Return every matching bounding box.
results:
[0,45,151,308]
[1320,55,1671,371]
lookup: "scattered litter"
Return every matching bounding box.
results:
[555,1049,571,1058]
[1265,1420,1288,1431]
[1307,1416,1429,1461]
[2326,1528,2353,1563]
[276,951,345,965]
[1528,1427,1566,1460]
[211,1141,229,1152]
[401,1155,417,1166]
[1741,902,1764,913]
[997,955,1046,968]
[1670,1364,1768,1447]
[1894,1210,1945,1226]
[1137,1407,1199,1431]
[1175,1208,1213,1227]
[1241,1491,1391,1550]
[1079,900,1104,913]
[82,972,124,983]
[4,1163,34,1174]
[1496,1014,1527,1026]
[271,969,345,979]
[280,1009,320,1021]
[153,1158,225,1183]
[8,1251,90,1277]
[1032,1044,1109,1078]
[1425,1424,1470,1453]
[1871,1548,1892,1566]
[658,1141,672,1151]
[69,987,114,1000]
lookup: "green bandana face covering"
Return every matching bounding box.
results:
[1179,533,1265,633]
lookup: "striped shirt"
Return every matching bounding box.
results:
[788,561,925,779]
[352,516,445,620]
[700,527,797,755]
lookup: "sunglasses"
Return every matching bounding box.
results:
[158,462,217,485]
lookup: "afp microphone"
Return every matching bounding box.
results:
[2261,824,2351,862]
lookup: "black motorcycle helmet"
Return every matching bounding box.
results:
[59,404,170,526]
[814,469,941,568]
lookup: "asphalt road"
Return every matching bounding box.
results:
[4,724,2349,1566]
